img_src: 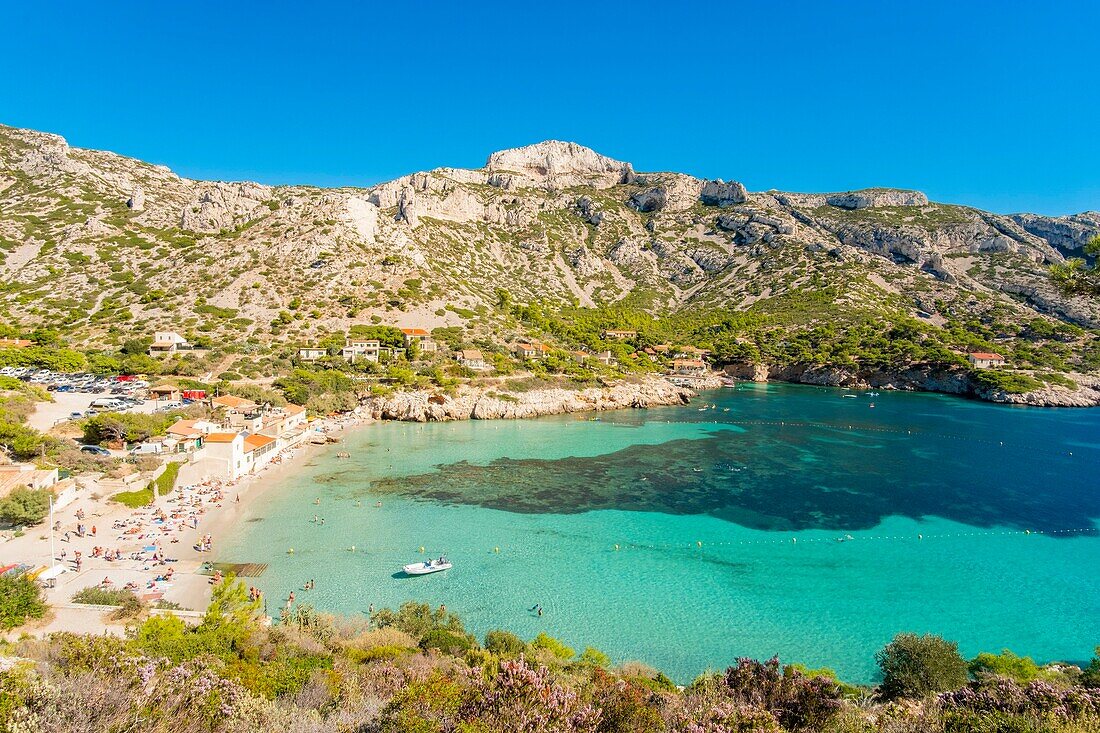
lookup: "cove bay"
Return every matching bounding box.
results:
[222,384,1100,682]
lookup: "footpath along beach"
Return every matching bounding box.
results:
[1,413,367,639]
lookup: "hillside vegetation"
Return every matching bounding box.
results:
[1,125,1100,403]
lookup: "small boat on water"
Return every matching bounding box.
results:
[403,556,452,575]
[868,392,880,397]
[842,394,857,398]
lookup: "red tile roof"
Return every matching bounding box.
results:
[969,352,1005,360]
[244,434,276,452]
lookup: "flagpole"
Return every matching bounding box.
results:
[49,494,56,568]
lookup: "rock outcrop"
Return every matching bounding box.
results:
[180,182,272,233]
[1009,212,1100,254]
[365,378,692,422]
[700,179,748,206]
[825,189,929,209]
[485,141,634,190]
[723,362,1100,407]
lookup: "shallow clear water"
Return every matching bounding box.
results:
[222,384,1100,682]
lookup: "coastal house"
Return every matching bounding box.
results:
[257,404,309,447]
[0,338,33,349]
[210,394,263,430]
[244,433,278,467]
[601,329,637,341]
[594,350,616,366]
[342,338,382,363]
[456,349,489,370]
[200,432,251,480]
[967,352,1006,369]
[0,462,59,498]
[671,359,708,376]
[166,418,220,452]
[298,346,328,362]
[401,327,437,353]
[514,341,551,360]
[148,331,189,356]
[674,346,710,359]
[572,350,589,364]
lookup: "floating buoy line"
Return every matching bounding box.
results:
[270,526,1099,561]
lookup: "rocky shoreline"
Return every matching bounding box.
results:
[363,377,694,422]
[723,362,1100,408]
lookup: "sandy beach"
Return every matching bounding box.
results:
[1,412,370,638]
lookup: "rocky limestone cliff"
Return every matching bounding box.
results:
[1010,212,1100,254]
[723,362,1100,407]
[485,140,634,190]
[365,378,692,422]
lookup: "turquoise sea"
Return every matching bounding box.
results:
[221,384,1100,683]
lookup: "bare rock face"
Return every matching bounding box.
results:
[825,189,929,209]
[629,174,704,213]
[180,182,272,233]
[566,245,604,277]
[609,238,649,267]
[717,210,793,245]
[365,378,693,422]
[700,179,748,206]
[575,196,604,226]
[1009,212,1100,254]
[127,186,145,211]
[486,141,635,190]
[774,189,928,210]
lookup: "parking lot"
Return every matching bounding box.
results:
[1,368,164,432]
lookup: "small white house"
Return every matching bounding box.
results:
[298,346,328,362]
[456,349,489,370]
[149,331,189,356]
[401,328,437,353]
[342,338,382,363]
[967,352,1006,369]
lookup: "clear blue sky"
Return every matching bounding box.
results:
[1,1,1096,215]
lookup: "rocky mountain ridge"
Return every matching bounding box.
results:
[1,123,1098,370]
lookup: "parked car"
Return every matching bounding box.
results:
[79,445,111,456]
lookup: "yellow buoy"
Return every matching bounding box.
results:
[418,546,425,553]
[696,540,702,548]
[493,546,500,553]
[613,544,620,551]
[287,548,294,554]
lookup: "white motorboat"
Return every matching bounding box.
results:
[403,557,452,575]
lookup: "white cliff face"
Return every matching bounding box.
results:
[365,377,693,422]
[180,181,273,233]
[486,141,635,190]
[1010,212,1100,253]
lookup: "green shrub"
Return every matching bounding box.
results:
[970,370,1043,394]
[484,629,526,657]
[346,645,411,663]
[0,574,47,630]
[969,649,1043,682]
[420,629,473,655]
[0,486,51,526]
[112,461,180,508]
[530,632,575,661]
[876,633,968,700]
